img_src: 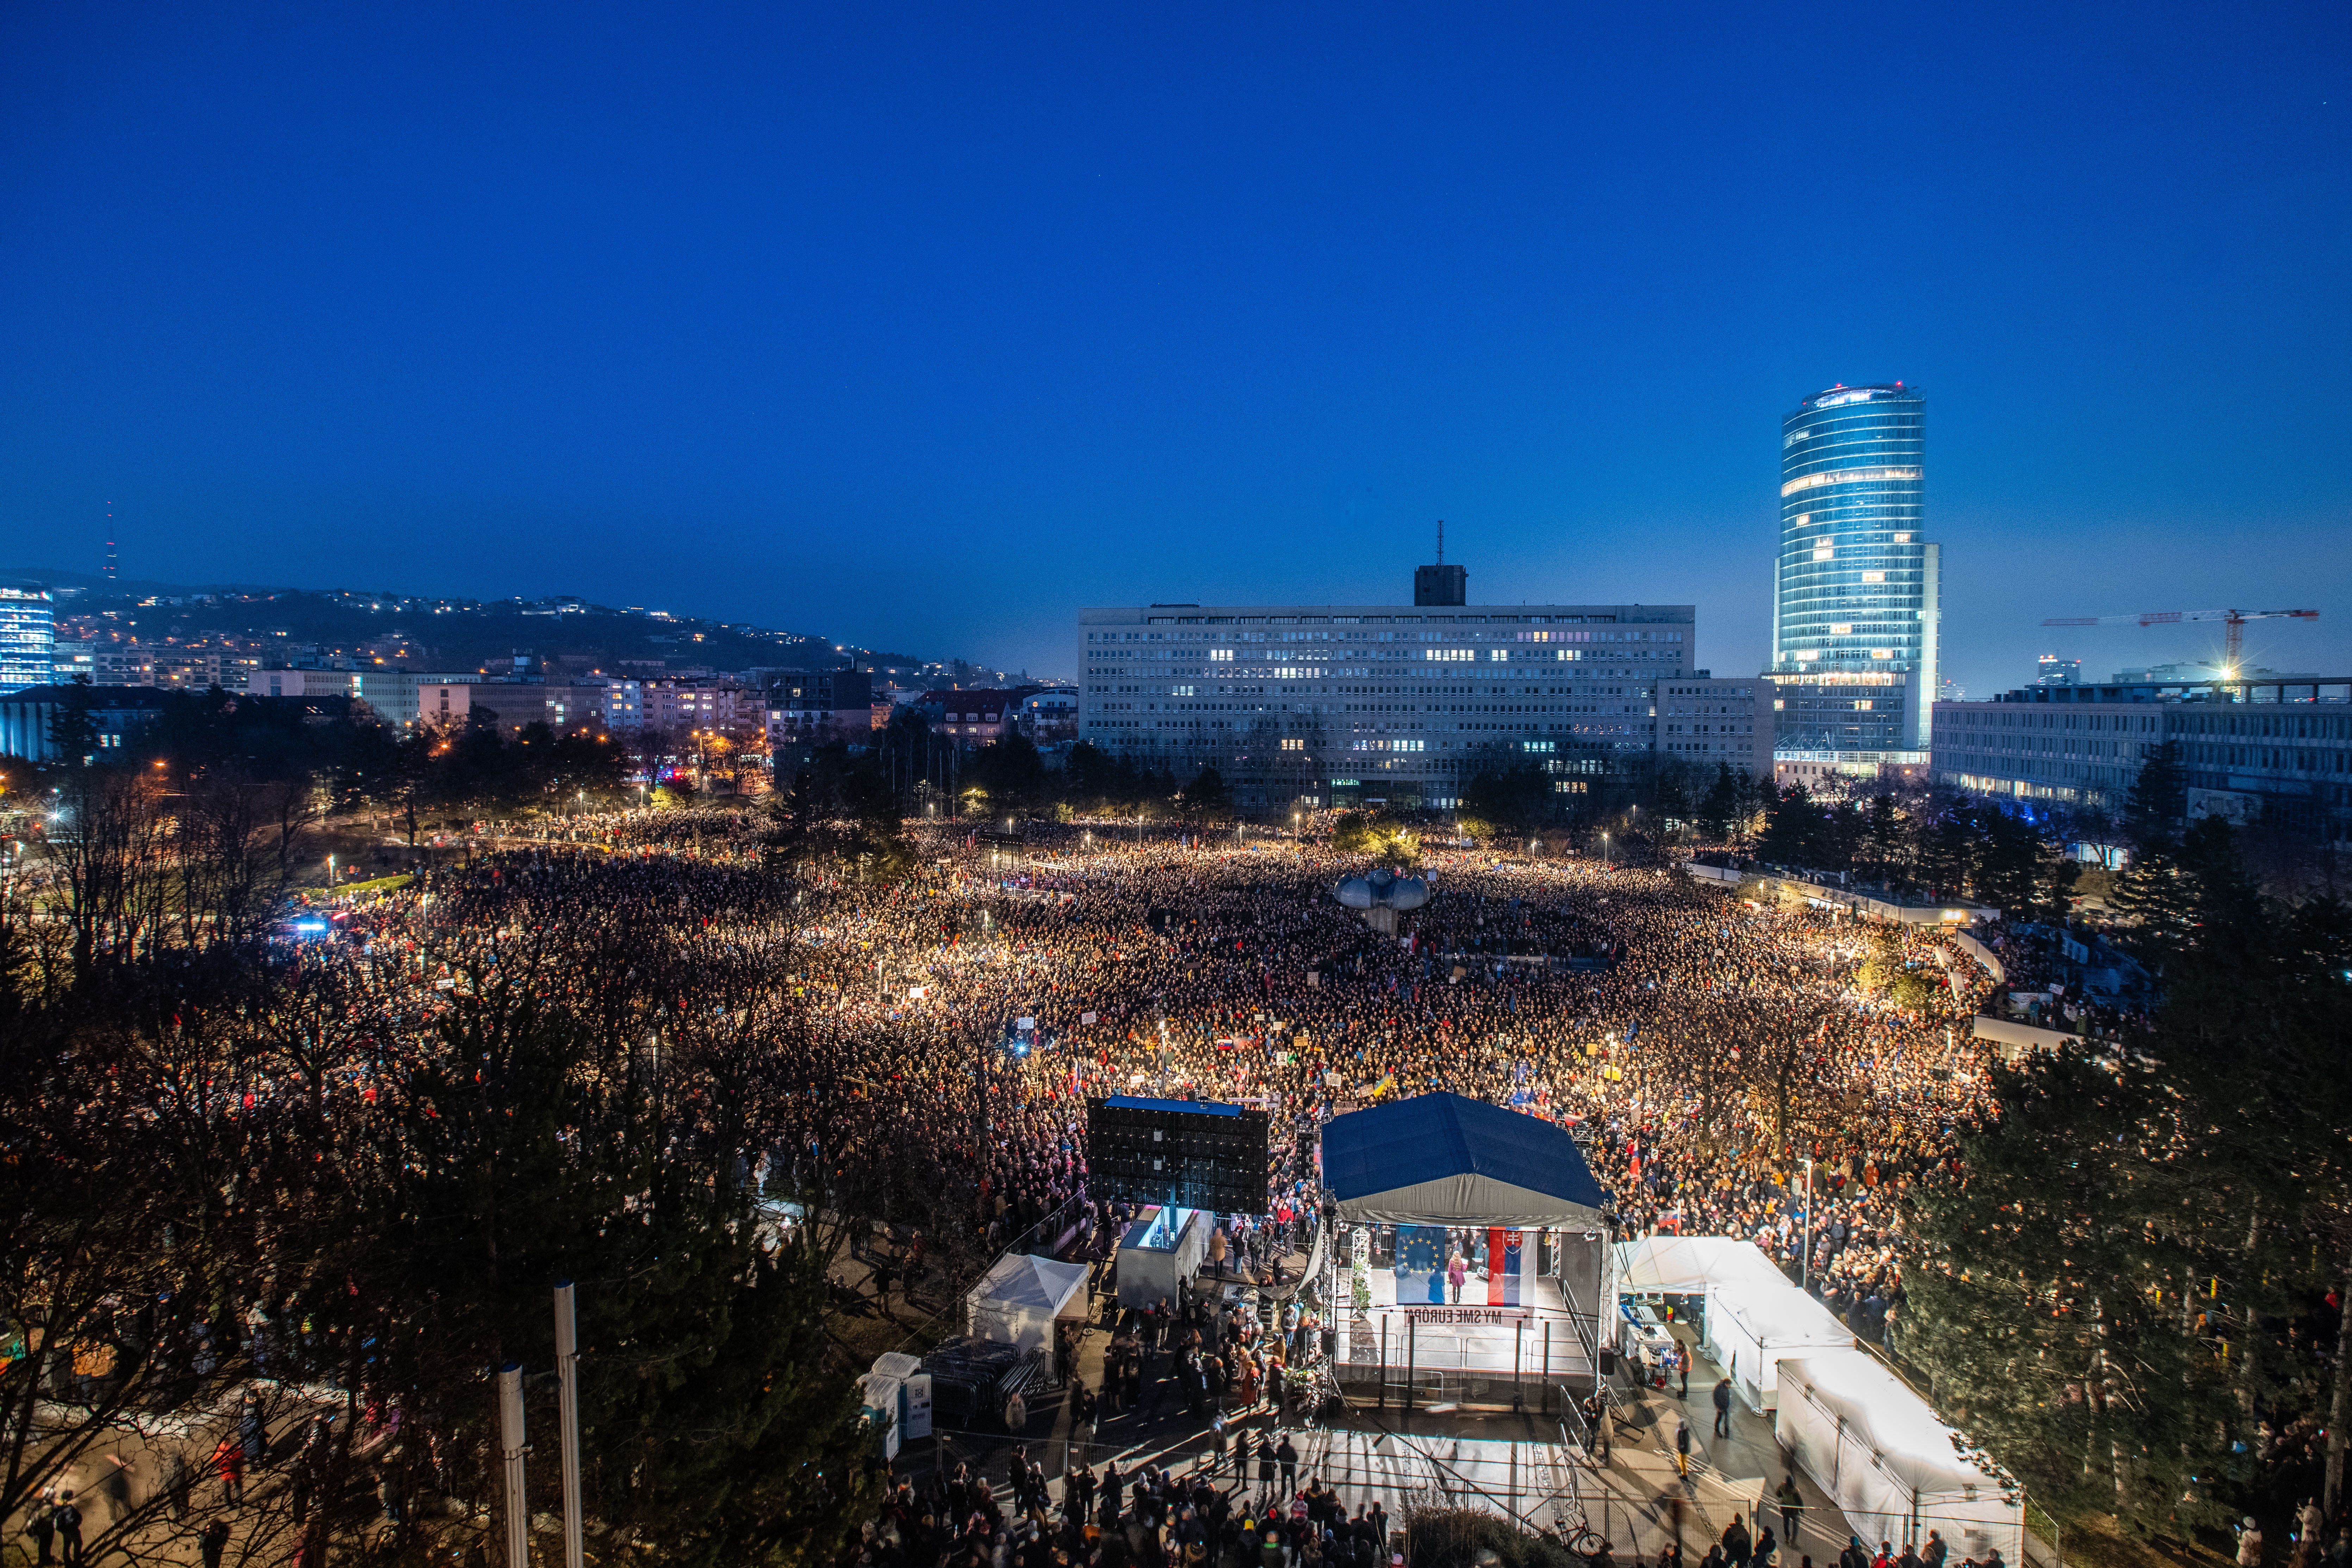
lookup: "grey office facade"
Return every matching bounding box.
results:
[1078,598,1700,813]
[1932,673,2352,841]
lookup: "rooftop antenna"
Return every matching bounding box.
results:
[1436,520,1444,565]
[104,504,118,582]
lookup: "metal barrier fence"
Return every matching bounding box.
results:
[1336,1311,1597,1412]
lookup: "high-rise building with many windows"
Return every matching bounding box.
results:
[1768,383,1939,767]
[1078,579,1698,813]
[0,586,57,695]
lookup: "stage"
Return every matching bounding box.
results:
[1320,1096,1615,1410]
[1336,1275,1597,1407]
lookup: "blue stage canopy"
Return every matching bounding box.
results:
[1322,1092,1608,1227]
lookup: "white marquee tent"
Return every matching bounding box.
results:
[1775,1352,2023,1564]
[1703,1276,1857,1411]
[1614,1236,1792,1298]
[965,1253,1090,1353]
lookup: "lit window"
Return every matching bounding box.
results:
[1871,649,1893,659]
[1813,548,1834,561]
[1488,649,1508,662]
[1892,532,1913,543]
[1861,571,1886,583]
[1210,649,1234,662]
[1829,623,1853,635]
[1780,465,1922,498]
[1855,700,1874,711]
[1795,650,1820,661]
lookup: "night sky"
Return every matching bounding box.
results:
[2,3,2345,693]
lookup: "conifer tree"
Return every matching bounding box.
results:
[2112,742,2194,967]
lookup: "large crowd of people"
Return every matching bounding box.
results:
[204,804,2027,1568]
[287,806,2008,1351]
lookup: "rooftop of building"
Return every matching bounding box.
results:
[916,687,1027,707]
[1940,674,2352,706]
[1081,602,1692,624]
[1790,381,1919,414]
[0,682,178,708]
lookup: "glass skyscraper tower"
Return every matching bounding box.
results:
[1769,383,1939,758]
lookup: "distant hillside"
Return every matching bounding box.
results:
[0,567,1006,683]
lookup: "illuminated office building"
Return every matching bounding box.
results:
[1769,383,1939,768]
[1079,573,1695,813]
[0,586,57,695]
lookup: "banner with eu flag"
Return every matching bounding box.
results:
[1394,1224,1445,1304]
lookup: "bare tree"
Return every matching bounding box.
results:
[44,768,173,973]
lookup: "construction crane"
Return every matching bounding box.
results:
[2040,607,2319,675]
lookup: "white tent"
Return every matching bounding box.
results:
[1775,1352,2023,1564]
[1614,1236,1791,1297]
[965,1253,1090,1352]
[1702,1277,1854,1411]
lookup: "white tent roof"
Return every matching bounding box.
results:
[969,1252,1089,1316]
[1708,1277,1854,1349]
[1777,1351,2009,1502]
[1614,1235,1791,1295]
[965,1252,1090,1352]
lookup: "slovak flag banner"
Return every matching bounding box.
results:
[1486,1228,1524,1306]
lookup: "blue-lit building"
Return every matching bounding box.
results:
[1768,384,1940,769]
[1933,672,2352,844]
[0,586,57,695]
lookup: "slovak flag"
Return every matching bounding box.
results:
[1487,1229,1524,1306]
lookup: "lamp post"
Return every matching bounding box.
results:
[1799,1155,1815,1294]
[1601,830,1610,869]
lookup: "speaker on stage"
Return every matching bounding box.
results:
[1598,1348,1617,1376]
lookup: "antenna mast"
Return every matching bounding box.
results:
[1436,520,1444,565]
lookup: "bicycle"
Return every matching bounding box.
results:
[1548,1494,1608,1559]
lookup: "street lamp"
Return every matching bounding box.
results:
[1799,1156,1815,1294]
[1600,830,1611,869]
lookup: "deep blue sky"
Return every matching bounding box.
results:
[3,3,2346,692]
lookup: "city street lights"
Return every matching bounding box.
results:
[1600,830,1611,869]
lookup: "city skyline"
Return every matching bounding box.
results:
[1,4,2345,697]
